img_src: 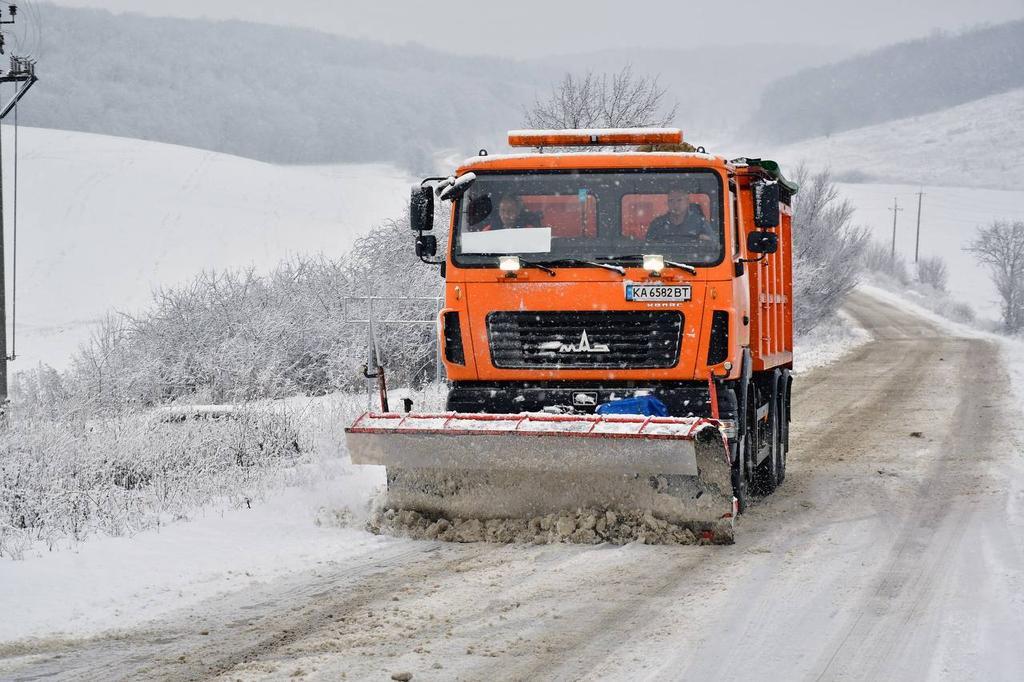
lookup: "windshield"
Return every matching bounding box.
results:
[452,170,723,267]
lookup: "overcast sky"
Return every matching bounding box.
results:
[50,0,1024,56]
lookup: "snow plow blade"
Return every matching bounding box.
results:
[346,412,736,543]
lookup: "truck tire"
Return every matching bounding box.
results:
[731,438,749,514]
[768,397,785,489]
[777,372,791,485]
[752,373,781,495]
[734,385,760,508]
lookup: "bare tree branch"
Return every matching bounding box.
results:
[524,65,678,137]
[966,220,1024,333]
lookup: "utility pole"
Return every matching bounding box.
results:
[913,191,925,263]
[0,4,38,406]
[889,197,903,259]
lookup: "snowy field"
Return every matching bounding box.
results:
[834,181,1024,323]
[0,126,411,369]
[766,87,1024,191]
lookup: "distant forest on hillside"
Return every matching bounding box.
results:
[11,5,837,169]
[749,20,1024,142]
[16,5,550,170]
[14,5,1016,165]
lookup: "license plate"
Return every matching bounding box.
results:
[625,283,692,302]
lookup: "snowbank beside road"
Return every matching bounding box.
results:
[792,311,870,376]
[0,477,389,643]
[0,387,448,643]
[857,284,987,338]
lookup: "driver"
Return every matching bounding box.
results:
[646,190,715,243]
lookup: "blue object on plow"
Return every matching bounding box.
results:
[595,395,669,417]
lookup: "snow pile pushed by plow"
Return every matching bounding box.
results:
[369,507,709,545]
[347,412,736,544]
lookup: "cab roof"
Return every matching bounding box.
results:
[456,151,732,175]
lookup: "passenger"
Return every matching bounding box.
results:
[646,190,715,243]
[488,195,538,231]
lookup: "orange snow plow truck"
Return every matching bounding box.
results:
[346,129,796,543]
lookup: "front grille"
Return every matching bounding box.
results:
[487,311,683,369]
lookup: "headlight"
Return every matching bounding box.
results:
[643,254,665,275]
[499,255,521,272]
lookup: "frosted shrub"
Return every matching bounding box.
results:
[861,241,910,284]
[861,244,975,326]
[3,207,455,557]
[791,168,870,335]
[0,406,304,559]
[916,256,948,292]
[946,301,975,324]
[13,210,449,415]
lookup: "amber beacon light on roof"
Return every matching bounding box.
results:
[507,127,684,148]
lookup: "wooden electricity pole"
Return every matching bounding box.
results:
[889,197,903,259]
[0,4,38,406]
[914,191,925,263]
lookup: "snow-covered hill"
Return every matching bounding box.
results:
[1,127,411,369]
[738,88,1024,324]
[768,88,1024,190]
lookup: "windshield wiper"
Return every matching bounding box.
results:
[471,253,558,276]
[517,259,557,276]
[597,254,698,275]
[543,258,626,275]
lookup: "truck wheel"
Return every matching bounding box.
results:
[731,439,749,514]
[752,382,781,495]
[733,387,758,510]
[777,375,791,485]
[773,401,786,487]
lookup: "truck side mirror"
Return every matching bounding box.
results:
[753,180,780,228]
[411,185,434,232]
[747,230,778,254]
[415,234,437,258]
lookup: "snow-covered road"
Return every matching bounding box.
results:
[2,291,1023,681]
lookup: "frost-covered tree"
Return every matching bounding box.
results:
[524,65,678,130]
[916,256,948,292]
[966,220,1024,333]
[791,168,870,334]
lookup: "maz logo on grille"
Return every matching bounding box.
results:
[556,330,609,354]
